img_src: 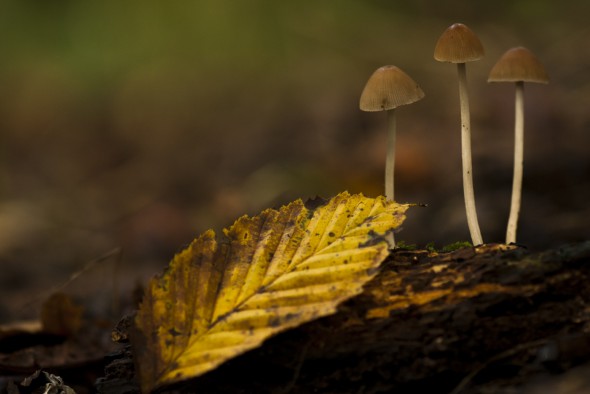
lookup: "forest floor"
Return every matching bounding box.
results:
[2,241,589,394]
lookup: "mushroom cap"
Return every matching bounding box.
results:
[359,65,425,112]
[434,23,484,63]
[488,47,549,84]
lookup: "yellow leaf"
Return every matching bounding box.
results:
[132,192,409,392]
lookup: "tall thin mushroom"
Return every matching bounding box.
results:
[488,47,549,244]
[360,65,425,248]
[434,23,485,246]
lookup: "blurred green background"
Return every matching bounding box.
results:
[1,1,589,319]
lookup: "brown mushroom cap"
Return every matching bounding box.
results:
[488,47,549,84]
[434,23,484,63]
[359,65,425,112]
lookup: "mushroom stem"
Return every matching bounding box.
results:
[360,65,424,250]
[385,109,396,202]
[457,63,484,245]
[385,109,397,248]
[506,81,524,244]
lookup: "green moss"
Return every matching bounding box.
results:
[394,241,472,253]
[394,240,417,251]
[425,242,437,253]
[440,241,472,253]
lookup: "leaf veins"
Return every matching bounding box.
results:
[132,192,409,392]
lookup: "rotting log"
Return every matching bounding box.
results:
[97,241,590,394]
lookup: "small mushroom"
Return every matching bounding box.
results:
[434,23,484,246]
[359,65,424,248]
[488,47,549,244]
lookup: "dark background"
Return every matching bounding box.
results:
[1,1,588,321]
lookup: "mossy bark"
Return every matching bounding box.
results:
[98,241,590,394]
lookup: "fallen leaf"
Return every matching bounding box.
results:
[16,370,76,394]
[41,293,83,337]
[132,192,409,392]
[0,293,117,376]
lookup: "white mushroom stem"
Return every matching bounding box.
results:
[506,81,524,244]
[385,109,396,202]
[457,63,484,245]
[385,109,396,248]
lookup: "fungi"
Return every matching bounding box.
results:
[360,65,425,247]
[488,46,549,244]
[434,23,485,245]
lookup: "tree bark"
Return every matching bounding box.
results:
[97,241,590,394]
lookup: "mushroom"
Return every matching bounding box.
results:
[488,46,549,244]
[360,65,425,248]
[434,23,484,246]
